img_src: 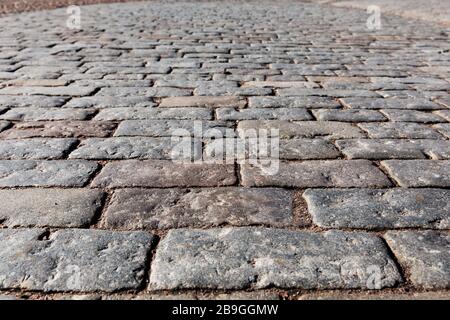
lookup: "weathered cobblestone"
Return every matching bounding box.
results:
[103,188,294,229]
[0,86,96,96]
[94,107,212,121]
[0,121,10,132]
[0,95,68,108]
[341,98,442,110]
[249,97,340,109]
[241,160,391,187]
[381,110,446,123]
[160,96,245,108]
[312,109,386,122]
[0,138,77,159]
[216,108,312,120]
[150,228,401,290]
[0,108,94,121]
[384,231,449,289]
[0,189,104,227]
[304,189,450,229]
[382,160,450,187]
[64,97,155,108]
[0,229,154,292]
[358,122,443,139]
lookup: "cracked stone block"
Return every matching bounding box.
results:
[0,160,98,187]
[433,123,450,139]
[0,121,116,139]
[94,107,212,121]
[0,189,104,227]
[341,98,441,110]
[0,95,68,108]
[381,160,450,187]
[149,228,402,290]
[434,110,450,121]
[216,107,312,120]
[0,229,154,292]
[0,138,77,160]
[384,231,450,289]
[0,121,10,133]
[381,109,446,123]
[92,160,236,188]
[69,137,201,160]
[114,120,233,137]
[64,97,155,108]
[103,187,294,229]
[304,188,450,229]
[0,86,96,96]
[237,121,364,139]
[159,96,246,108]
[359,122,442,139]
[241,160,391,187]
[336,139,426,159]
[248,96,340,109]
[312,109,386,122]
[0,108,95,121]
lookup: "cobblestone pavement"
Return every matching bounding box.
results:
[0,1,449,300]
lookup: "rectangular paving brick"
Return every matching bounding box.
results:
[384,231,449,289]
[0,138,77,159]
[277,89,379,97]
[149,228,401,290]
[341,98,441,110]
[94,107,212,121]
[312,109,386,122]
[159,96,246,108]
[103,188,294,229]
[0,108,95,121]
[358,122,443,139]
[0,86,96,96]
[0,121,116,139]
[381,160,450,187]
[237,121,365,139]
[381,109,446,123]
[69,137,201,160]
[0,160,98,187]
[336,139,426,159]
[242,81,318,88]
[97,87,191,97]
[92,160,236,188]
[241,160,391,187]
[64,96,155,108]
[304,188,450,229]
[433,123,450,139]
[0,229,154,292]
[0,95,68,108]
[248,96,341,109]
[216,107,312,120]
[0,189,104,227]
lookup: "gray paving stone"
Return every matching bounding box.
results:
[384,231,450,289]
[0,160,98,187]
[64,97,155,108]
[341,98,441,110]
[115,120,233,137]
[336,139,426,159]
[0,189,104,227]
[277,89,379,97]
[0,121,10,133]
[94,107,212,121]
[434,110,450,121]
[97,87,191,97]
[0,86,96,96]
[92,160,236,188]
[433,123,450,138]
[381,160,450,187]
[0,95,68,108]
[0,108,94,121]
[0,121,115,139]
[0,229,154,292]
[248,96,340,109]
[312,109,386,122]
[381,109,446,123]
[359,122,442,139]
[237,121,365,139]
[69,137,201,160]
[241,160,391,187]
[216,107,312,120]
[304,188,450,229]
[103,188,294,229]
[159,96,246,108]
[0,138,77,159]
[149,228,401,290]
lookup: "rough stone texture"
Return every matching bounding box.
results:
[92,160,236,188]
[381,160,450,187]
[103,188,294,229]
[150,228,402,290]
[336,139,425,159]
[0,86,96,96]
[0,95,68,108]
[94,107,212,121]
[216,107,313,120]
[0,229,154,292]
[341,98,441,110]
[0,108,95,121]
[159,96,245,108]
[304,188,450,229]
[0,138,77,159]
[0,160,98,187]
[358,122,443,139]
[249,96,340,109]
[433,123,450,139]
[241,160,391,187]
[312,109,386,122]
[69,137,201,160]
[237,121,364,139]
[0,121,116,139]
[0,121,10,132]
[381,109,446,123]
[64,96,155,108]
[384,231,450,289]
[0,189,104,227]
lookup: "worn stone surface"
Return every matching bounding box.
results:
[304,188,450,229]
[0,189,104,227]
[312,109,386,122]
[336,139,426,159]
[159,96,245,108]
[64,96,155,108]
[94,107,212,121]
[92,160,236,188]
[341,98,441,110]
[358,122,443,139]
[0,95,68,108]
[149,228,402,290]
[216,108,312,120]
[249,96,340,109]
[103,188,294,229]
[0,138,77,159]
[0,121,10,133]
[0,229,154,292]
[381,109,446,123]
[241,160,391,187]
[384,231,450,289]
[0,108,95,121]
[381,160,450,187]
[0,160,98,187]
